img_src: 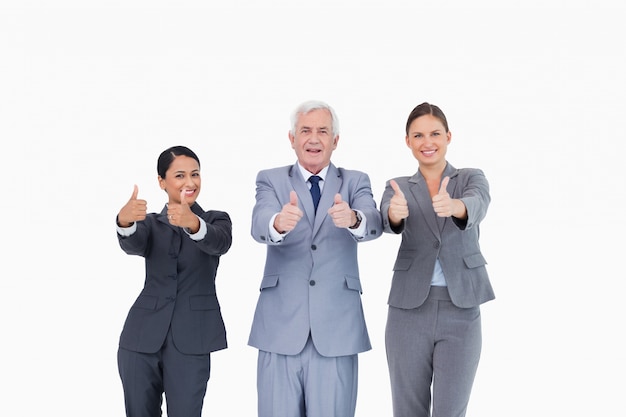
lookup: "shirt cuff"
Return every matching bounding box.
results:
[116,221,137,237]
[183,216,207,240]
[348,209,367,238]
[268,213,287,243]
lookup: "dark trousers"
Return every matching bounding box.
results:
[118,328,211,417]
[386,286,482,417]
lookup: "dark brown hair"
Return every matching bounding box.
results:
[405,102,449,135]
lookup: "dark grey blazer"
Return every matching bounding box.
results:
[117,202,232,354]
[380,162,495,309]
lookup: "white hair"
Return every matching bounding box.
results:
[290,100,340,137]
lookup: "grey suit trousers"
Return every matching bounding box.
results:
[256,335,358,417]
[385,286,482,417]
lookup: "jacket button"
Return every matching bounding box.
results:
[434,241,440,248]
[311,245,317,250]
[310,280,316,286]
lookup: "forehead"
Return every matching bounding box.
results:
[167,155,200,172]
[409,114,445,132]
[297,108,332,128]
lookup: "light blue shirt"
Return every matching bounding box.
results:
[430,258,448,286]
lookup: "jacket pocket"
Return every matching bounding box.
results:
[463,253,487,269]
[393,256,414,271]
[259,274,279,291]
[345,275,363,293]
[189,294,220,311]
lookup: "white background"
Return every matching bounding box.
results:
[1,1,624,416]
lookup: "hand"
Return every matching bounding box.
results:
[388,180,409,225]
[117,185,147,227]
[274,191,303,233]
[328,194,355,228]
[167,190,200,232]
[432,176,454,217]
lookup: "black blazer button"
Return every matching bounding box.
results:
[434,241,440,249]
[310,280,316,286]
[311,245,317,250]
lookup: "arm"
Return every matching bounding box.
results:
[251,169,303,245]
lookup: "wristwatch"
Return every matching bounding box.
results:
[349,210,362,229]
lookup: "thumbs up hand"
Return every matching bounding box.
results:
[328,193,356,228]
[432,176,460,218]
[117,185,147,227]
[274,191,303,233]
[167,189,200,232]
[388,180,409,225]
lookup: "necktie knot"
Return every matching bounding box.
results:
[309,175,321,212]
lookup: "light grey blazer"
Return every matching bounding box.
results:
[380,162,495,309]
[248,162,382,357]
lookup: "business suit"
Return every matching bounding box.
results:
[248,162,382,416]
[117,202,232,417]
[380,162,494,417]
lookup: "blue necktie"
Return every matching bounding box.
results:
[309,175,321,213]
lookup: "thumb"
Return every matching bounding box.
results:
[180,189,188,206]
[289,190,298,206]
[334,193,343,205]
[439,176,450,195]
[390,180,404,198]
[130,184,139,200]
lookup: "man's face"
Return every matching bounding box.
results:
[289,108,338,174]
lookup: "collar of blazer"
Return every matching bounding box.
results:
[407,162,459,238]
[289,162,342,236]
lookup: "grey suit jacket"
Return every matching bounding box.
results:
[380,162,495,309]
[248,162,382,357]
[117,203,232,354]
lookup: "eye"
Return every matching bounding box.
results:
[433,132,440,136]
[192,172,200,177]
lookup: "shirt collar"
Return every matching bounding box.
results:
[296,162,329,182]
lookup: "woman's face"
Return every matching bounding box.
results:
[405,114,451,169]
[158,155,201,204]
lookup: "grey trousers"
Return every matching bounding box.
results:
[256,335,358,417]
[386,286,482,417]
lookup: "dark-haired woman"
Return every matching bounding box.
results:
[380,104,494,417]
[115,145,232,417]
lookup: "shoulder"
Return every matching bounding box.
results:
[336,166,371,180]
[453,167,487,181]
[191,203,231,222]
[257,165,292,178]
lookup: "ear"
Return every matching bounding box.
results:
[446,131,452,144]
[332,134,339,148]
[158,176,166,190]
[288,131,296,148]
[405,135,411,148]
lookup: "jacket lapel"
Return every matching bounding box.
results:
[409,163,460,238]
[409,173,440,239]
[313,163,341,236]
[289,164,316,227]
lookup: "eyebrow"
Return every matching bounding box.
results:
[174,169,200,174]
[301,126,329,131]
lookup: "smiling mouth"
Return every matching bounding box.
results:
[421,150,437,156]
